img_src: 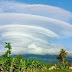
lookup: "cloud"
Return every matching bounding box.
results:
[0,13,72,55]
[27,43,64,55]
[0,1,72,22]
[0,13,72,37]
[0,1,72,55]
[0,24,59,55]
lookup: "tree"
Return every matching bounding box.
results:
[17,54,23,60]
[57,49,68,69]
[5,42,12,57]
[1,42,12,72]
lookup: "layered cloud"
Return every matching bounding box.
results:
[0,13,72,37]
[0,1,72,22]
[0,1,72,55]
[0,13,72,55]
[0,24,60,55]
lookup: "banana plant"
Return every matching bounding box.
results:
[10,58,16,72]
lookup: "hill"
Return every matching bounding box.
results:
[0,54,72,64]
[12,54,59,64]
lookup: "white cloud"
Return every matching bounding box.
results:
[0,13,72,37]
[0,1,72,55]
[0,13,72,55]
[0,24,59,55]
[0,1,72,22]
[27,43,63,55]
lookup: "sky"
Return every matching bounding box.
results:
[15,0,72,12]
[0,0,72,55]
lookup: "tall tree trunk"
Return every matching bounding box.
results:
[63,58,65,69]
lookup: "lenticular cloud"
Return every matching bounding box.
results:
[0,13,72,55]
[0,1,71,22]
[0,24,59,55]
[0,1,72,55]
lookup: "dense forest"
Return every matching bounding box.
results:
[0,42,72,72]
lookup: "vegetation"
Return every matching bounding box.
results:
[0,42,72,72]
[57,49,68,69]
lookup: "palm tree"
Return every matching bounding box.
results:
[57,49,68,68]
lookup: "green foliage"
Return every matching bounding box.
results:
[57,49,68,69]
[2,42,12,58]
[0,43,71,72]
[0,42,12,72]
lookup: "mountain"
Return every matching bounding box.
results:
[12,54,59,64]
[0,54,72,64]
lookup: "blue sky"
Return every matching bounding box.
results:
[0,0,72,55]
[15,0,72,12]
